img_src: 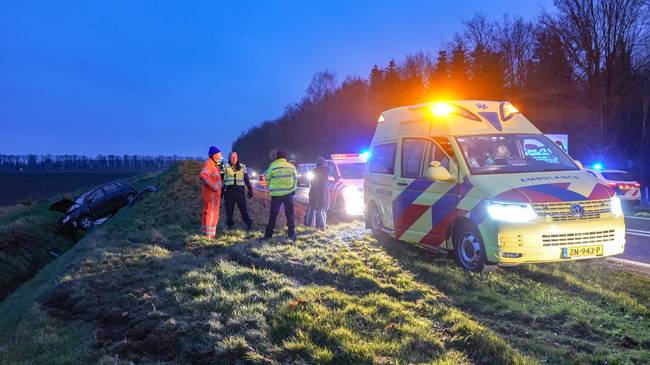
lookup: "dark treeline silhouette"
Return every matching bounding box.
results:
[0,154,201,172]
[234,1,650,182]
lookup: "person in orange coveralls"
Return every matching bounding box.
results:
[199,146,222,238]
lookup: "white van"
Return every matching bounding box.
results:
[364,100,625,271]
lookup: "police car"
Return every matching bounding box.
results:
[326,154,367,216]
[364,100,625,272]
[585,168,641,205]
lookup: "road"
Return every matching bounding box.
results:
[254,181,650,265]
[621,215,650,265]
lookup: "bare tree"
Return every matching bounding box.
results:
[305,70,337,103]
[545,0,648,154]
[496,14,536,93]
[400,52,434,87]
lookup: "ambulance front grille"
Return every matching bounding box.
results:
[532,199,610,222]
[541,229,615,247]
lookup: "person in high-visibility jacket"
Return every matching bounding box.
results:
[223,151,253,231]
[262,150,298,240]
[198,146,222,238]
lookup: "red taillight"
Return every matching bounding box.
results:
[607,183,617,187]
[634,183,641,188]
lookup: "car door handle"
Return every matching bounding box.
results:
[396,181,408,186]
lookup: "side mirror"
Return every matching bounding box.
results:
[574,160,584,169]
[425,161,453,181]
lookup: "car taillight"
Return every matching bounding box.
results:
[634,183,641,188]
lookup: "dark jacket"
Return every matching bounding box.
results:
[308,166,330,210]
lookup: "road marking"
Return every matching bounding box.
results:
[607,257,650,269]
[626,231,650,238]
[627,228,650,234]
[626,215,650,221]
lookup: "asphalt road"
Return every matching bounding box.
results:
[621,215,650,264]
[254,181,650,265]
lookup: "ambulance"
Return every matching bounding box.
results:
[364,100,625,271]
[327,153,367,216]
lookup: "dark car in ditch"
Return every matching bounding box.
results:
[49,181,139,231]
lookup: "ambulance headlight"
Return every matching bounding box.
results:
[342,186,364,216]
[486,201,536,222]
[610,196,623,217]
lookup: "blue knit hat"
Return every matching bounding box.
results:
[208,146,220,157]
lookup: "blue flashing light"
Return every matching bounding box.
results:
[593,163,603,171]
[360,150,371,160]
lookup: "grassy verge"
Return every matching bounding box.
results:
[1,161,648,364]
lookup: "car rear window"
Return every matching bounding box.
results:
[602,172,634,181]
[102,183,120,195]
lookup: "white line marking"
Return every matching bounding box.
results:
[626,231,650,238]
[606,257,650,269]
[627,228,650,234]
[626,215,650,221]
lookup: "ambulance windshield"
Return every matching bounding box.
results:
[338,162,366,179]
[457,134,578,175]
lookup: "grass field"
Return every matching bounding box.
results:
[1,161,649,364]
[0,171,139,206]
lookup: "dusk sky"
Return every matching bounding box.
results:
[1,0,553,157]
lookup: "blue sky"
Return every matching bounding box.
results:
[0,0,552,157]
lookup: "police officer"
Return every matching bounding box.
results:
[263,150,298,240]
[223,152,253,231]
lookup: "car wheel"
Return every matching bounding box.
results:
[126,192,136,206]
[78,215,94,230]
[368,203,386,239]
[453,222,486,272]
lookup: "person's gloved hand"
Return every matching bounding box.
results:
[247,190,253,199]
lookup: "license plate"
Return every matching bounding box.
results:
[561,245,603,258]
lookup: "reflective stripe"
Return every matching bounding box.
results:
[273,174,294,178]
[269,187,295,192]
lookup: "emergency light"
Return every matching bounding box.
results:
[331,153,364,160]
[427,102,480,121]
[499,102,520,121]
[593,163,603,171]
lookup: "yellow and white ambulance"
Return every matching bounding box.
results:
[364,100,625,271]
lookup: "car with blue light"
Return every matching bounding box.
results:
[326,153,367,216]
[585,167,641,206]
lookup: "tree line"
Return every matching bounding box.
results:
[233,0,650,182]
[0,154,200,172]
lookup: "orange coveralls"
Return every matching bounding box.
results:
[199,158,222,238]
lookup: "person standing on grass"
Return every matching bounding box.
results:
[199,146,222,239]
[262,150,298,240]
[223,151,254,231]
[305,156,329,230]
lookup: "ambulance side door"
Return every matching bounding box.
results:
[392,138,457,247]
[367,142,398,230]
[419,138,459,248]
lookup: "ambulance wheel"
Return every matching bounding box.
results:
[453,222,486,272]
[368,203,385,239]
